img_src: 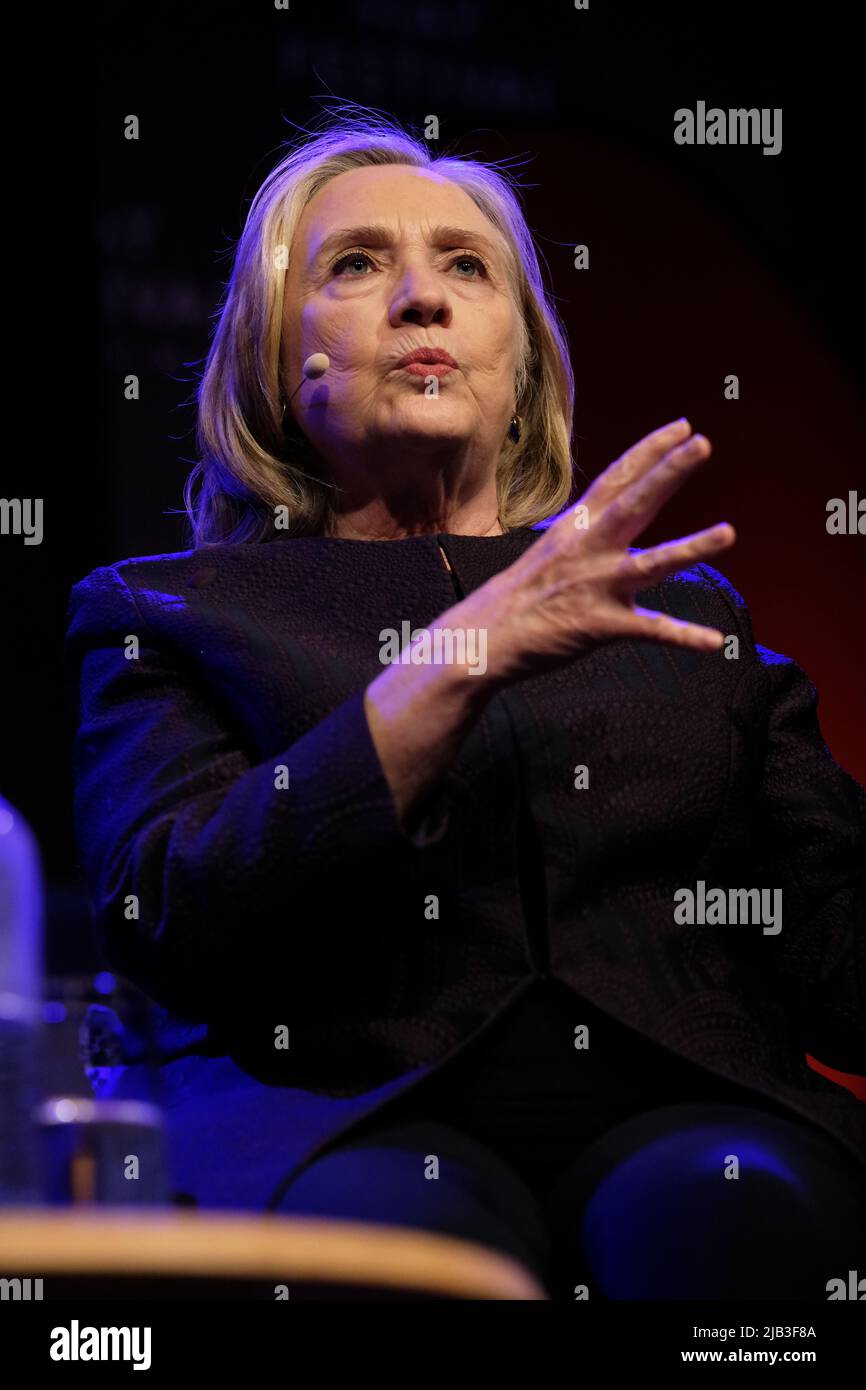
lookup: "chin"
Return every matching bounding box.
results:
[388,428,471,453]
[389,404,472,438]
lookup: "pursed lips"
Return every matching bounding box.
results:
[400,361,455,377]
[394,348,459,378]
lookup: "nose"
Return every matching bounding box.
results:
[388,263,452,329]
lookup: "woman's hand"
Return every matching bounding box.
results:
[463,418,736,690]
[365,417,735,829]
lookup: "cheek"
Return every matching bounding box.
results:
[477,304,520,375]
[299,303,377,374]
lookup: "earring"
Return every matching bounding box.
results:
[508,414,521,443]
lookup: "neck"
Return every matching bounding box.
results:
[323,441,504,539]
[330,510,503,540]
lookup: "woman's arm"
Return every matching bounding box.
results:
[64,564,464,1022]
[702,563,866,1077]
[363,618,497,837]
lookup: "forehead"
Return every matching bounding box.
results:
[294,164,509,260]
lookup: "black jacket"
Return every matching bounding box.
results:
[64,525,866,1208]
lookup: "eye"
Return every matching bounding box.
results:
[329,249,490,278]
[451,253,488,278]
[331,249,375,277]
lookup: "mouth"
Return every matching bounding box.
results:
[395,347,459,377]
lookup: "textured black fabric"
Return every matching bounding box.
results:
[63,525,866,1207]
[373,976,809,1193]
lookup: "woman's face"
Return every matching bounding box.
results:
[281,164,522,475]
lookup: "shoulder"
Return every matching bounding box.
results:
[66,535,296,618]
[68,544,193,601]
[63,534,344,652]
[65,547,197,639]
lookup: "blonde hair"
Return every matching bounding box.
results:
[186,103,576,546]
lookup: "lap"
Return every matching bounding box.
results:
[273,1103,866,1301]
[274,1117,555,1291]
[543,1102,866,1300]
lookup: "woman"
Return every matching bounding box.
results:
[66,111,866,1301]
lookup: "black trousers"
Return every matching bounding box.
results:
[274,1102,866,1300]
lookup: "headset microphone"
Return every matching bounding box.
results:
[285,352,330,407]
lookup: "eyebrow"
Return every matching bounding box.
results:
[311,223,507,269]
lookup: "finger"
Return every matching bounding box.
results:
[626,606,726,651]
[574,418,694,527]
[591,432,712,547]
[614,522,736,592]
